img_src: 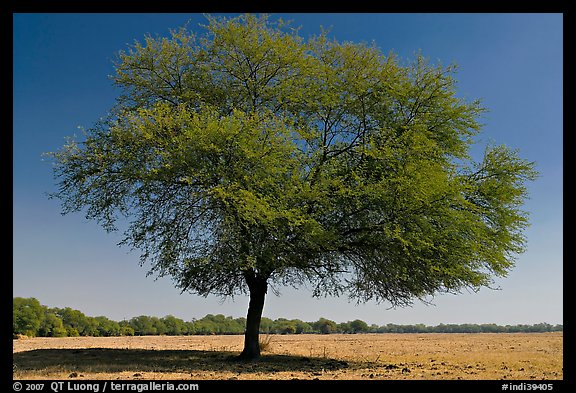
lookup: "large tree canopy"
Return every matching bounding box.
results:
[50,14,537,359]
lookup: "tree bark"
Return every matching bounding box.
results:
[238,271,267,360]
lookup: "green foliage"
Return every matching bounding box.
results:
[13,298,562,336]
[162,315,188,335]
[293,319,313,334]
[48,14,537,312]
[120,324,135,336]
[192,319,217,335]
[349,319,370,333]
[312,318,338,334]
[129,316,159,336]
[95,316,122,337]
[194,314,245,334]
[337,322,351,333]
[273,318,297,334]
[13,297,45,337]
[53,307,98,336]
[259,317,274,333]
[66,327,80,337]
[46,16,538,359]
[38,312,67,337]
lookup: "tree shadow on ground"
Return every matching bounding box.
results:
[13,348,353,376]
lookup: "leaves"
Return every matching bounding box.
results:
[49,14,537,306]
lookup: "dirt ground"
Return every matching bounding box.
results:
[13,333,562,380]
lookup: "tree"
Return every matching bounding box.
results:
[162,315,188,335]
[129,315,158,335]
[193,318,217,335]
[259,317,274,333]
[119,323,135,336]
[337,322,351,333]
[53,307,97,336]
[293,319,312,334]
[49,14,537,359]
[150,316,168,335]
[349,319,370,333]
[95,316,122,336]
[313,318,338,334]
[13,297,45,337]
[39,311,68,337]
[275,319,297,335]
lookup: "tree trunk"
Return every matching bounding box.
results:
[238,272,267,360]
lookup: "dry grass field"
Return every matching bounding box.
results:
[13,333,562,380]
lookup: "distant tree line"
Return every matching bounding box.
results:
[13,297,563,338]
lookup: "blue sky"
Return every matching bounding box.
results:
[13,13,563,325]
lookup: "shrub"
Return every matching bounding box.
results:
[259,333,273,352]
[66,327,80,337]
[121,325,135,336]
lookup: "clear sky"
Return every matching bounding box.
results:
[13,13,563,326]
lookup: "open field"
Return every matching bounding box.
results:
[13,333,562,380]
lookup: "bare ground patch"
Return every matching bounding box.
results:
[12,333,562,380]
